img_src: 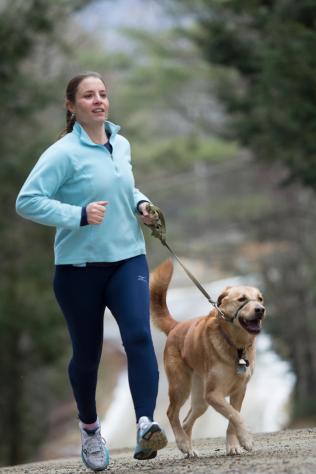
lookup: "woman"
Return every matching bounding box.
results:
[16,72,167,471]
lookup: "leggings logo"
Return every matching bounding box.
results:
[137,275,147,283]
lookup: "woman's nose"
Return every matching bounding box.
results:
[93,94,102,103]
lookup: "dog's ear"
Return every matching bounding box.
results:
[217,286,232,306]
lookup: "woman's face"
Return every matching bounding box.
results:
[67,77,109,126]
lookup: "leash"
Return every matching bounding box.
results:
[144,203,225,317]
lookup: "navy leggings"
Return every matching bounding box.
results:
[53,254,159,424]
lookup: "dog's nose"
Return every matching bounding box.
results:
[255,305,265,318]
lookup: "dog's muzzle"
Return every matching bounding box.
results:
[238,303,265,334]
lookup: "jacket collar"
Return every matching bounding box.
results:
[72,121,121,146]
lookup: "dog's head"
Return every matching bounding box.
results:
[217,285,266,334]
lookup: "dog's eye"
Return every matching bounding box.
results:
[238,296,247,302]
[258,296,263,302]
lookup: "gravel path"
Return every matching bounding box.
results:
[1,428,315,474]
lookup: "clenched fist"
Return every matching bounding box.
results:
[138,201,159,225]
[86,201,108,225]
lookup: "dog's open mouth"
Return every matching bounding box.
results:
[239,316,262,334]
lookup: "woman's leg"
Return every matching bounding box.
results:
[104,255,159,421]
[53,266,108,424]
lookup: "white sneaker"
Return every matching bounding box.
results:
[79,425,110,471]
[137,416,168,451]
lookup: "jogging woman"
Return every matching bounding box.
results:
[16,72,167,471]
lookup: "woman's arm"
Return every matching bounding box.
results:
[16,145,82,229]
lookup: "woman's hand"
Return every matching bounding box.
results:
[138,202,159,225]
[86,201,108,224]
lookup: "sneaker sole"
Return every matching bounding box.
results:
[81,450,109,472]
[133,449,157,460]
[139,424,168,451]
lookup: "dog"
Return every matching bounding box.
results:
[150,259,266,457]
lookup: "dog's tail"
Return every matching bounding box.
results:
[150,259,178,335]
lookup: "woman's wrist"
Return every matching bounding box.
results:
[137,200,150,215]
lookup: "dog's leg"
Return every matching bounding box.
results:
[205,379,253,452]
[182,373,207,455]
[226,385,248,455]
[166,358,195,457]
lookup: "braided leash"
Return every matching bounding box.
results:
[144,203,225,317]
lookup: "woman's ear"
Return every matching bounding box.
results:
[217,286,232,306]
[66,99,75,114]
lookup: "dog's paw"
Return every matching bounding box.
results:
[226,444,243,455]
[237,430,253,452]
[177,439,198,458]
[184,449,199,458]
[226,435,243,455]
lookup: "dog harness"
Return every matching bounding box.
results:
[229,298,261,323]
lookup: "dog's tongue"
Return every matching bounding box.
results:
[247,318,261,332]
[239,316,262,334]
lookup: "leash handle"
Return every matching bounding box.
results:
[144,203,166,243]
[144,203,224,316]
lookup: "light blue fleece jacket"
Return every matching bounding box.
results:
[16,121,149,264]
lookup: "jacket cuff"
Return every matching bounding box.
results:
[137,200,150,215]
[80,206,89,226]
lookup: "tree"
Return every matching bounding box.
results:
[99,27,244,265]
[0,0,92,465]
[170,0,316,189]
[257,185,316,419]
[168,0,316,420]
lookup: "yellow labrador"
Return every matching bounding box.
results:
[150,259,266,457]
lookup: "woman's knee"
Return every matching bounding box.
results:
[122,328,153,351]
[69,348,102,373]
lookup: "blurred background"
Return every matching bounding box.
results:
[1,0,316,467]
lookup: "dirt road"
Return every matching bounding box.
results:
[1,428,315,474]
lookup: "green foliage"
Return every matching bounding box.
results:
[105,28,227,138]
[257,185,316,418]
[168,0,316,421]
[133,136,238,170]
[201,194,273,220]
[0,0,92,466]
[175,0,316,188]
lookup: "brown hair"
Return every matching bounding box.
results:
[59,72,106,138]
